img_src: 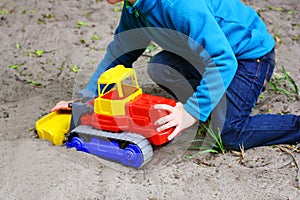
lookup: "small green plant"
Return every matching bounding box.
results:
[26,80,42,86]
[77,21,89,28]
[91,34,99,41]
[72,64,81,73]
[187,124,227,158]
[275,6,284,11]
[27,49,45,57]
[15,44,21,49]
[8,64,22,69]
[42,13,54,19]
[113,2,124,12]
[0,9,9,15]
[292,35,300,42]
[35,50,44,57]
[80,39,87,44]
[259,94,265,99]
[268,66,299,97]
[268,6,284,11]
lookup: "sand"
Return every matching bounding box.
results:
[0,0,299,199]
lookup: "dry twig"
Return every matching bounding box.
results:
[277,145,300,189]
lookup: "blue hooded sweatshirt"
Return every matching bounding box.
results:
[84,0,275,122]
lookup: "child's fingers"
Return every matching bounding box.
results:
[154,104,175,112]
[50,101,73,112]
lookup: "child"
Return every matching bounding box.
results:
[52,0,299,150]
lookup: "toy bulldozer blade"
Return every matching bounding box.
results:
[35,111,72,145]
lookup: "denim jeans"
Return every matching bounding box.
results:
[148,50,300,150]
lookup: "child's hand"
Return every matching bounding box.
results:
[50,100,73,112]
[154,102,197,141]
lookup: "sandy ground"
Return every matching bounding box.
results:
[0,0,299,199]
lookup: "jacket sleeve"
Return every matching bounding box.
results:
[168,2,238,122]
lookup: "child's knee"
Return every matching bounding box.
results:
[149,51,167,65]
[147,51,169,82]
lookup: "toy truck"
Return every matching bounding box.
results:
[65,65,176,168]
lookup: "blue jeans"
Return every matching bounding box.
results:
[147,50,300,150]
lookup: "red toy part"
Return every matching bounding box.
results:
[127,93,176,145]
[80,94,176,145]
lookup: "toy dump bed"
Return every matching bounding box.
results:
[35,111,72,145]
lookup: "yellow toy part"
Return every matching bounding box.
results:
[95,65,142,116]
[35,111,72,145]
